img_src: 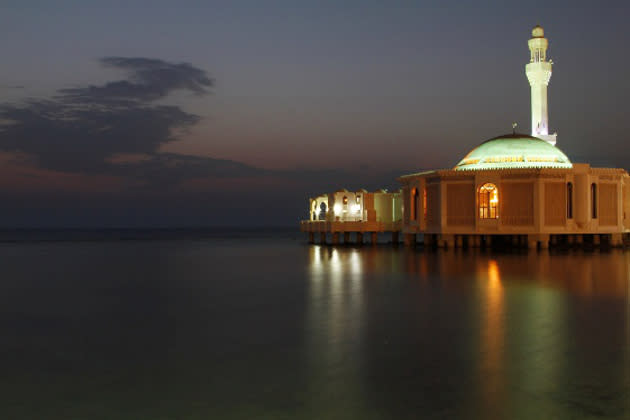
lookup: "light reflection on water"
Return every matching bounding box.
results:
[306,246,630,419]
[0,238,629,419]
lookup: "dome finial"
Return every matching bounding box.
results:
[532,25,544,38]
[512,122,518,134]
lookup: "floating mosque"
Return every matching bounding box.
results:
[300,26,630,249]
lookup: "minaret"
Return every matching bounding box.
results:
[526,25,557,145]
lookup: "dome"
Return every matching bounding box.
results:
[454,133,572,171]
[532,25,544,38]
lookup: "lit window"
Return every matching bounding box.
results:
[479,183,499,219]
[411,188,418,221]
[423,188,427,222]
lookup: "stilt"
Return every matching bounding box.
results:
[539,234,550,249]
[344,232,351,244]
[575,234,583,246]
[356,232,363,245]
[404,233,415,247]
[308,232,314,244]
[332,232,340,245]
[527,235,538,250]
[456,235,463,248]
[319,232,326,245]
[371,232,378,245]
[611,233,622,247]
[593,234,600,246]
[473,235,481,248]
[392,231,399,244]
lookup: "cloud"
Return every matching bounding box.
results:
[0,56,265,187]
[59,57,213,103]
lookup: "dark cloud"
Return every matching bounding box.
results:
[60,57,213,103]
[0,57,268,186]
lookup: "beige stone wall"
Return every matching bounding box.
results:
[599,183,618,226]
[426,183,440,228]
[446,183,475,226]
[501,182,534,226]
[544,182,566,226]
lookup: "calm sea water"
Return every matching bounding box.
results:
[0,229,628,419]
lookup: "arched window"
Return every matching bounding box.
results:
[411,188,418,221]
[342,196,348,205]
[567,182,573,219]
[479,183,499,219]
[591,183,597,219]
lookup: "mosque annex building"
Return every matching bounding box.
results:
[300,26,630,249]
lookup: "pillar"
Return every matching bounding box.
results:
[356,232,363,245]
[611,233,622,247]
[473,235,481,248]
[527,235,538,249]
[332,232,340,245]
[593,234,600,246]
[575,234,583,246]
[456,235,463,248]
[319,232,326,245]
[539,234,550,249]
[404,233,415,247]
[344,232,351,244]
[371,232,378,245]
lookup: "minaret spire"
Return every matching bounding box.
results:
[526,25,557,145]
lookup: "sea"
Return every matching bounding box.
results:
[0,228,628,419]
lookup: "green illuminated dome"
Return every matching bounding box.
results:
[454,133,572,171]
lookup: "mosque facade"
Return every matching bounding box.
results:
[300,26,630,248]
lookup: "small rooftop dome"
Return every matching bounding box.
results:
[532,25,545,38]
[454,133,572,171]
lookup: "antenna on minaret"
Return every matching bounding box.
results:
[512,122,518,134]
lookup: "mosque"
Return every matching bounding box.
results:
[300,26,630,249]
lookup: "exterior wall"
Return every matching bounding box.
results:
[301,190,402,233]
[398,165,629,237]
[502,181,534,226]
[599,183,617,226]
[544,182,566,226]
[446,183,475,227]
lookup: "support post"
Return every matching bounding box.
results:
[392,231,399,244]
[527,235,538,250]
[371,232,378,246]
[344,232,351,244]
[404,233,415,247]
[356,232,363,245]
[332,232,340,245]
[319,232,326,245]
[538,234,550,249]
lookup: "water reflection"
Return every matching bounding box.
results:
[306,246,630,418]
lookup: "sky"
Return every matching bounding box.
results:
[0,0,629,227]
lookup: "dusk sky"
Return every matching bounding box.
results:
[1,0,629,227]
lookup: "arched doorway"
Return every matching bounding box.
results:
[319,202,327,220]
